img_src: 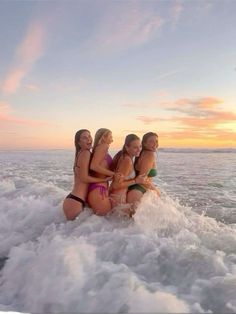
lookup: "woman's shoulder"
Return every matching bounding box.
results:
[141,150,155,161]
[94,143,109,153]
[121,154,133,165]
[79,149,91,159]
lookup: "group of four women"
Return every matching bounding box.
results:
[63,129,160,220]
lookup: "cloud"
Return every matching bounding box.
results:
[89,3,164,54]
[174,97,223,109]
[153,69,185,80]
[123,103,146,108]
[24,84,40,92]
[175,111,236,129]
[0,101,11,114]
[135,95,236,146]
[137,116,160,124]
[169,1,184,28]
[2,21,46,94]
[165,97,224,117]
[160,129,236,141]
[0,100,58,128]
[164,97,236,129]
[0,115,56,127]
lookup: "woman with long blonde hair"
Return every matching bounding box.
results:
[87,128,115,215]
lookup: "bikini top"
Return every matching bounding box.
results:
[147,168,157,177]
[105,153,113,168]
[125,170,136,180]
[136,168,157,177]
[116,154,136,180]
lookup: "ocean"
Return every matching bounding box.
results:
[0,149,235,313]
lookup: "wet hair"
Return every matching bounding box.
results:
[141,132,158,149]
[92,128,111,153]
[74,129,90,158]
[111,134,140,171]
[134,132,158,170]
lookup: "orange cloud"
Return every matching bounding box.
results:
[174,97,223,109]
[172,109,236,130]
[136,96,236,147]
[2,21,46,94]
[160,129,236,147]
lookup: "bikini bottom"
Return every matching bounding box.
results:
[128,184,146,194]
[66,193,85,208]
[88,183,108,200]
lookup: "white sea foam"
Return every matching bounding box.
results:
[0,150,236,313]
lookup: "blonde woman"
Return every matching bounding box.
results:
[87,128,115,215]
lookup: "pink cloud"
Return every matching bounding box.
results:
[136,96,236,145]
[2,21,46,94]
[0,101,58,128]
[137,116,160,124]
[164,97,225,117]
[174,97,223,109]
[0,115,56,127]
[0,101,11,114]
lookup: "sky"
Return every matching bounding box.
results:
[0,0,236,150]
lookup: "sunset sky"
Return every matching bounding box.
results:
[0,0,236,150]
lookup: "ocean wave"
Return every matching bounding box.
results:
[0,191,236,313]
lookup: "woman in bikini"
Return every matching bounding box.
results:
[87,128,115,215]
[63,129,110,220]
[110,134,147,214]
[127,132,160,207]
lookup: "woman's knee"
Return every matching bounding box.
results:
[127,191,142,204]
[64,208,81,220]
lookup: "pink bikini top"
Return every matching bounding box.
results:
[105,153,113,168]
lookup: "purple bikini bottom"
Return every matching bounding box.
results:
[88,183,108,199]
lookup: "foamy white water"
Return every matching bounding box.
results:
[0,149,236,313]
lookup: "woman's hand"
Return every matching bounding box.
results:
[114,172,124,183]
[135,174,147,185]
[105,176,113,181]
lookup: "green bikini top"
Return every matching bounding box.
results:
[147,168,157,177]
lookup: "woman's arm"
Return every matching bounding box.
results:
[90,144,114,176]
[139,152,160,196]
[138,152,155,176]
[77,150,111,183]
[112,156,146,189]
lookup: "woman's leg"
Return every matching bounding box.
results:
[87,186,111,215]
[63,198,83,220]
[110,191,134,217]
[127,189,143,205]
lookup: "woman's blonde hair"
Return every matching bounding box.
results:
[92,128,111,153]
